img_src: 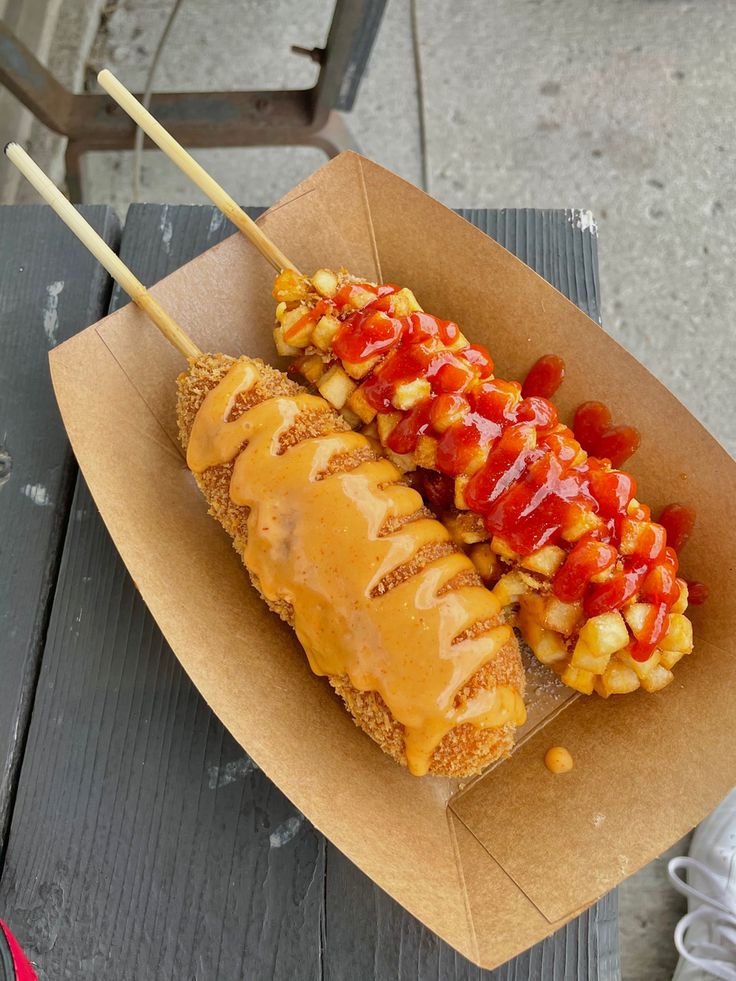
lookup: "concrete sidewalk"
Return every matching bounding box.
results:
[3,1,735,977]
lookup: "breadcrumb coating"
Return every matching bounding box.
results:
[177,353,525,777]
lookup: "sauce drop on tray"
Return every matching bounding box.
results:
[522,354,566,400]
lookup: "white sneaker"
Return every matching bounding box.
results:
[668,788,736,980]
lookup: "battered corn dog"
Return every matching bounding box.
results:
[271,268,699,699]
[177,353,526,777]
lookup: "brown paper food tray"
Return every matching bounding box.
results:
[48,152,736,969]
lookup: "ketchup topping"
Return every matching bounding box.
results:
[295,277,700,656]
[522,354,566,400]
[686,580,708,605]
[658,503,696,552]
[573,402,641,468]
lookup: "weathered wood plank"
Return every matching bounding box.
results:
[0,204,120,862]
[0,204,618,980]
[0,481,324,981]
[0,204,325,981]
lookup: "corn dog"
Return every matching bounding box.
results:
[3,140,527,778]
[271,268,698,699]
[177,353,526,777]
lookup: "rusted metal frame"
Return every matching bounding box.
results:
[0,20,75,134]
[1,0,385,199]
[312,0,388,115]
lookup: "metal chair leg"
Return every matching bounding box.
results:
[305,111,361,158]
[64,142,83,203]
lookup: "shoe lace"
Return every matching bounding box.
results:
[668,855,736,981]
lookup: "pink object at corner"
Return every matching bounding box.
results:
[0,920,37,981]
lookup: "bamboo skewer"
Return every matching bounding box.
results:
[4,142,202,360]
[96,69,299,275]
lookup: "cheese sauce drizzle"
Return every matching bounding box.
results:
[187,361,526,775]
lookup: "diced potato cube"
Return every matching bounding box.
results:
[519,602,569,665]
[594,660,640,697]
[640,663,674,692]
[415,434,438,468]
[377,411,401,443]
[561,663,595,695]
[312,314,341,351]
[341,406,361,428]
[454,475,470,510]
[430,395,470,433]
[561,506,603,542]
[521,545,565,578]
[317,364,356,409]
[344,287,376,311]
[392,378,431,411]
[491,536,519,561]
[273,268,310,302]
[360,422,381,454]
[671,580,689,615]
[659,648,686,670]
[389,287,422,316]
[603,660,641,694]
[579,611,629,657]
[342,355,380,380]
[542,596,584,635]
[464,446,489,475]
[619,518,658,556]
[519,592,546,620]
[446,331,469,352]
[531,629,569,666]
[518,605,544,646]
[571,637,611,674]
[444,512,488,546]
[273,325,300,357]
[347,385,377,424]
[311,268,339,298]
[624,603,654,637]
[590,563,616,584]
[468,543,501,582]
[385,449,415,473]
[295,354,326,386]
[660,613,694,654]
[280,305,313,347]
[492,571,530,606]
[617,648,662,680]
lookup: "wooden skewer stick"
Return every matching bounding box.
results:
[4,142,202,360]
[97,69,299,275]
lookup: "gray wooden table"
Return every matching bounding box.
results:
[0,203,619,980]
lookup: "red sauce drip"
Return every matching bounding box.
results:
[333,282,399,311]
[284,299,330,341]
[472,446,597,554]
[522,354,566,400]
[385,401,433,455]
[554,540,618,603]
[332,309,402,362]
[658,503,696,552]
[686,580,708,605]
[591,426,641,468]
[573,402,641,468]
[436,413,500,476]
[333,302,462,365]
[312,279,700,646]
